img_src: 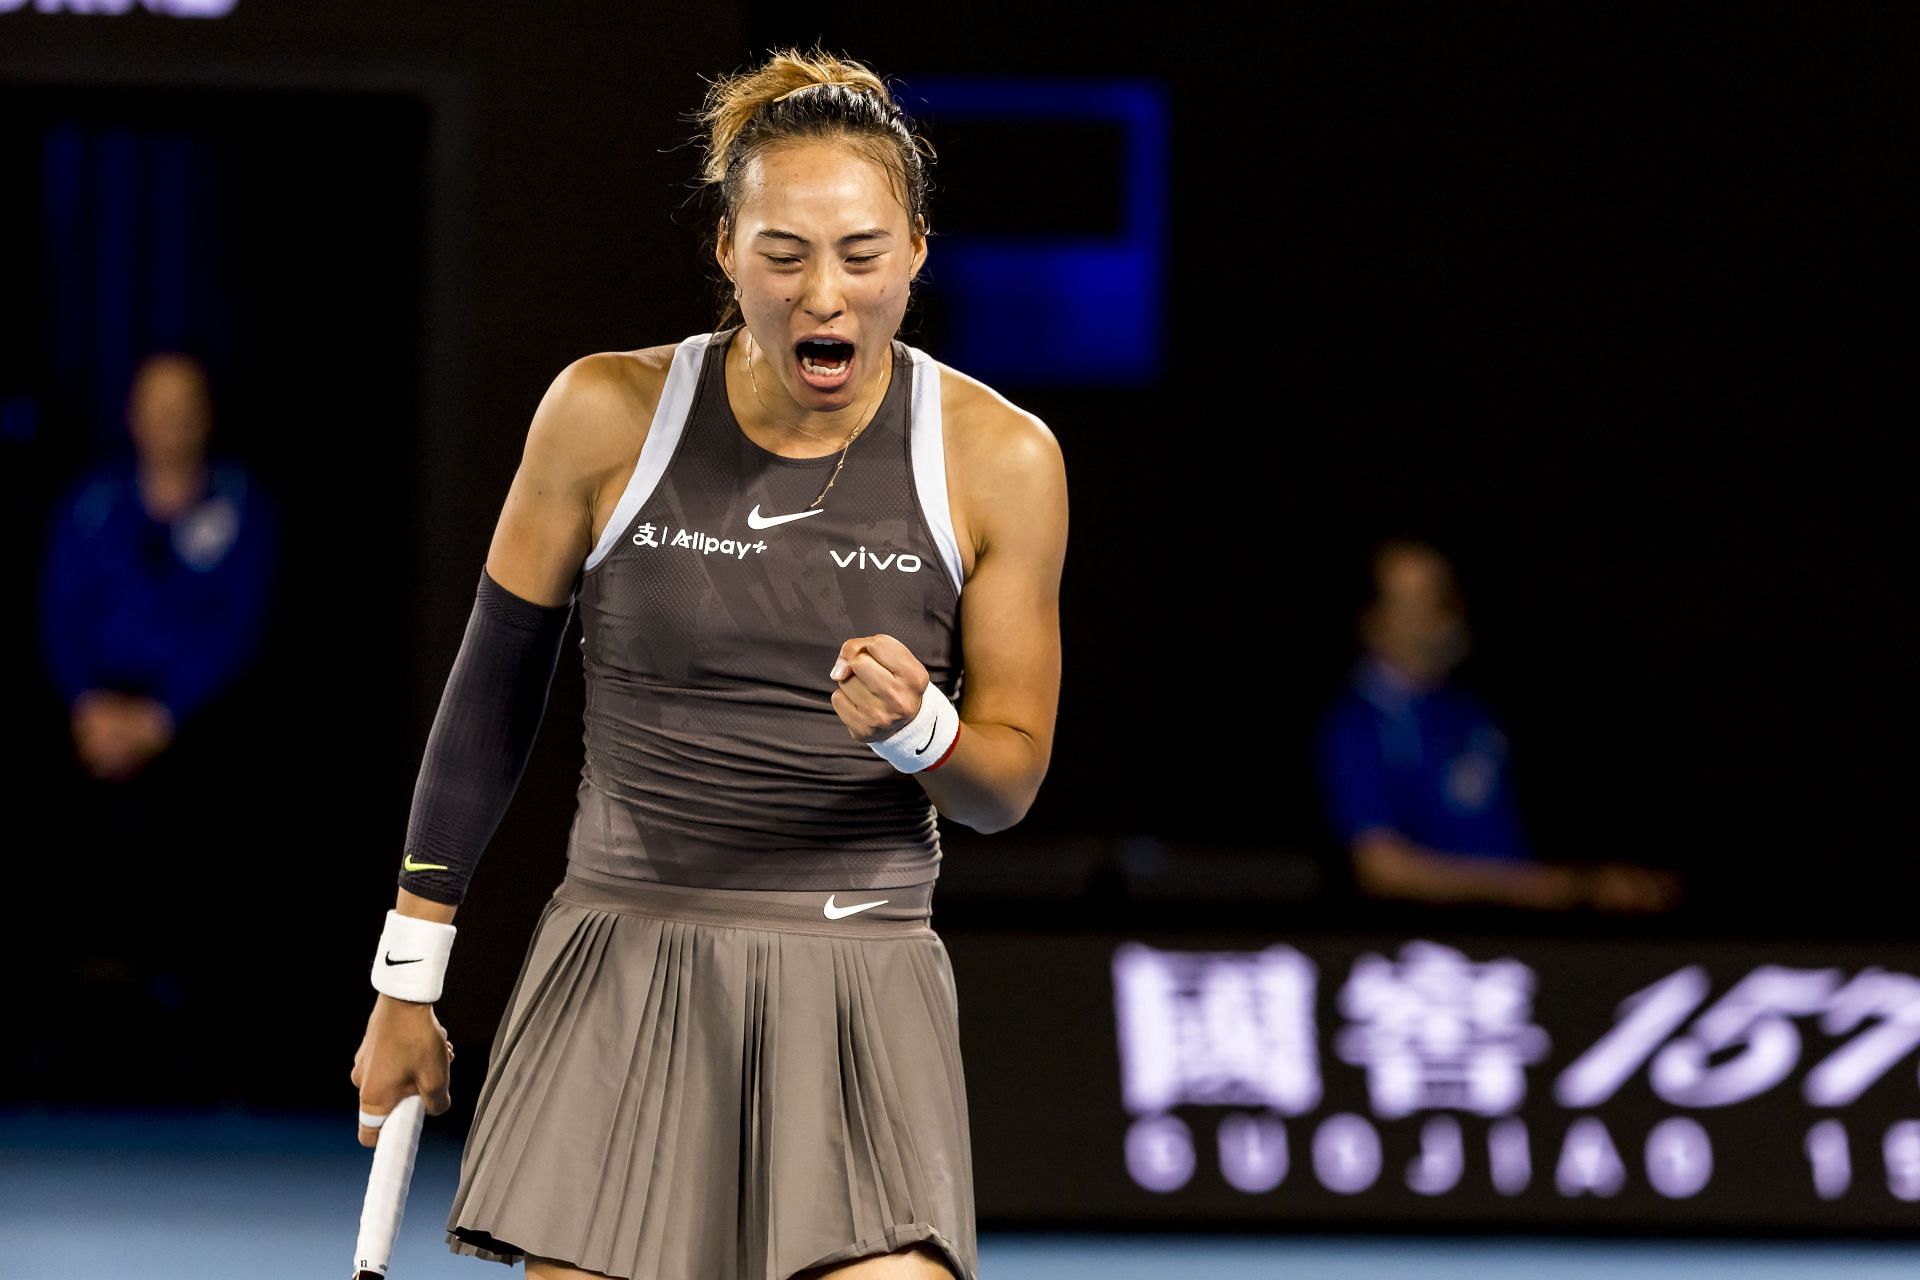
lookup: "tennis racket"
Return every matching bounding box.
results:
[352,1092,427,1278]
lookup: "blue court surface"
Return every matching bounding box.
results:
[4,1108,1919,1279]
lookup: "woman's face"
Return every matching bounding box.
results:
[718,139,926,416]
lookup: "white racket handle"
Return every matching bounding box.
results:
[353,1093,426,1278]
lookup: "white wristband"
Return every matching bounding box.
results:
[371,910,457,1004]
[867,682,960,774]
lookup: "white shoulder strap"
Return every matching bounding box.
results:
[581,333,711,573]
[905,345,965,596]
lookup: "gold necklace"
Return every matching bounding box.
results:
[743,330,886,508]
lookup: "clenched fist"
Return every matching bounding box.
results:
[828,633,928,743]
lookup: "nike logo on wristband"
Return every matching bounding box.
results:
[915,717,939,755]
[384,952,425,966]
[402,855,449,872]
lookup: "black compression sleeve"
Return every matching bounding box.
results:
[397,567,573,906]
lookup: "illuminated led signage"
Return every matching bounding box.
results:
[0,0,236,16]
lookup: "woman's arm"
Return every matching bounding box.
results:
[911,394,1067,832]
[480,355,648,606]
[358,352,660,1148]
[391,353,658,915]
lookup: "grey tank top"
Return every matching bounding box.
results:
[564,327,965,890]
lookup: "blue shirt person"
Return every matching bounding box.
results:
[1316,540,1677,913]
[1321,654,1532,863]
[38,354,278,782]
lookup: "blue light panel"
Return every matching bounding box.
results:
[906,80,1168,387]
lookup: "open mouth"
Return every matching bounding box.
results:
[794,338,856,390]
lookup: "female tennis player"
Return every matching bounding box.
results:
[349,48,1066,1280]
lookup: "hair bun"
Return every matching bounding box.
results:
[700,48,901,184]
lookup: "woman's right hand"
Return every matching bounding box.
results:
[351,993,456,1147]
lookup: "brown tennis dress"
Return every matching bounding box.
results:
[444,329,976,1280]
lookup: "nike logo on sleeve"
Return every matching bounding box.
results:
[402,855,449,872]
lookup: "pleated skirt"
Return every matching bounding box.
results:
[444,864,976,1280]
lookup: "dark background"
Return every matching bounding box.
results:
[2,3,1913,1126]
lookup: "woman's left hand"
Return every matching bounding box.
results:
[828,633,929,743]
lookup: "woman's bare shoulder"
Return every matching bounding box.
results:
[550,344,678,432]
[524,344,681,485]
[926,356,1064,576]
[933,357,1062,483]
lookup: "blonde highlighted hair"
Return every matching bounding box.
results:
[698,48,934,250]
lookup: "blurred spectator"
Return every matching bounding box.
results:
[1316,539,1679,914]
[28,351,279,1101]
[39,352,278,779]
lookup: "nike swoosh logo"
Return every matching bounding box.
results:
[402,855,449,872]
[914,716,939,755]
[384,952,425,966]
[747,504,827,530]
[824,895,890,920]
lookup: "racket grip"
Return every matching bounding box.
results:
[352,1093,427,1278]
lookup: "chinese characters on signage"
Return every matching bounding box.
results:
[1112,941,1920,1204]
